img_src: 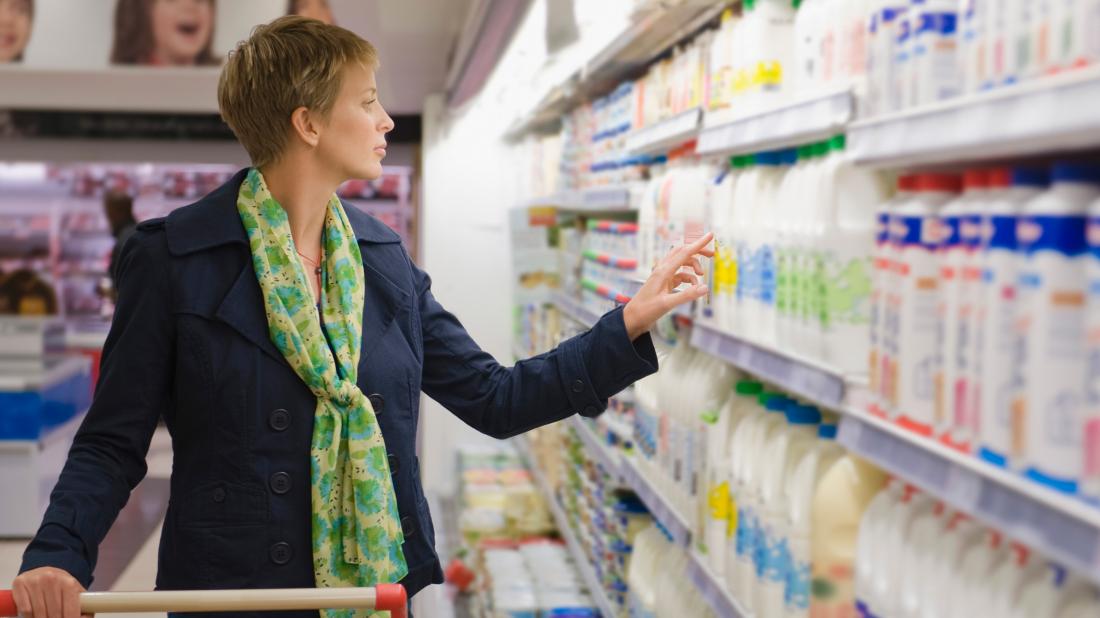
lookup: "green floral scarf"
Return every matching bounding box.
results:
[237,168,407,617]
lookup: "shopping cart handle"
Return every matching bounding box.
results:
[0,584,407,618]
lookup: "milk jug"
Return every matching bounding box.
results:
[1015,163,1100,494]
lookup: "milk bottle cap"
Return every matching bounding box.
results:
[898,175,918,192]
[917,173,962,193]
[785,404,822,425]
[988,168,1012,188]
[1050,162,1100,184]
[811,141,829,157]
[963,169,990,189]
[735,380,765,396]
[1011,168,1048,188]
[818,424,838,439]
[828,134,846,152]
[761,393,788,411]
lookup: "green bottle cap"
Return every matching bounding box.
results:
[830,134,847,151]
[735,380,764,396]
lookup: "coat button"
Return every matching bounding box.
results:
[401,515,415,539]
[368,393,385,415]
[571,380,584,393]
[269,542,292,565]
[388,454,400,476]
[269,472,292,495]
[212,487,226,503]
[269,409,290,431]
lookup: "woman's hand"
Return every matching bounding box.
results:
[11,567,92,618]
[622,232,715,340]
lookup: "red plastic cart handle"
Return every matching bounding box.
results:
[0,584,407,618]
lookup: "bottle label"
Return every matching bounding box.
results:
[1019,215,1088,257]
[761,245,777,305]
[822,252,873,329]
[988,215,1018,250]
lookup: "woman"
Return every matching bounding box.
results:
[111,0,218,66]
[0,0,33,63]
[13,15,712,618]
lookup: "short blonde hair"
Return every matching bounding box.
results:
[218,16,378,168]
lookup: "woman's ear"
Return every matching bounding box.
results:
[289,106,321,148]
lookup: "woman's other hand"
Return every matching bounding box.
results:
[622,232,714,340]
[11,567,92,618]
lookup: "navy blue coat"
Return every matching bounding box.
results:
[19,169,658,613]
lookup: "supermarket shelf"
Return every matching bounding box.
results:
[553,292,603,329]
[624,108,702,155]
[516,435,621,618]
[689,320,862,411]
[569,417,624,483]
[838,410,1100,586]
[696,88,853,156]
[505,1,725,139]
[618,456,693,548]
[522,187,634,212]
[685,550,751,618]
[581,2,726,91]
[849,66,1100,168]
[0,66,222,113]
[574,187,634,211]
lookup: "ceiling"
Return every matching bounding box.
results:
[331,0,475,115]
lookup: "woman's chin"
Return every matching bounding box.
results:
[355,163,384,181]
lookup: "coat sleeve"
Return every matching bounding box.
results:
[19,224,174,587]
[411,257,658,439]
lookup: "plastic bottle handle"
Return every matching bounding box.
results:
[0,585,406,618]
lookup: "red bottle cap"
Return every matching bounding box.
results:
[917,173,962,193]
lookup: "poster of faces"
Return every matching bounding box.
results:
[2,0,337,68]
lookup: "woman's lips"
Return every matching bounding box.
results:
[176,23,201,37]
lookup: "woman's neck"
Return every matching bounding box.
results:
[258,159,339,260]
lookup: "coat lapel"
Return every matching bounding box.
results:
[215,259,287,363]
[358,248,410,363]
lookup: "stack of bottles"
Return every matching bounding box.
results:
[480,544,599,617]
[626,523,719,618]
[707,137,891,375]
[553,0,1100,191]
[456,445,555,545]
[855,481,1100,618]
[558,430,650,613]
[870,162,1100,503]
[580,220,640,315]
[694,373,889,618]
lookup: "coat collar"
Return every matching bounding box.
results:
[164,167,402,256]
[168,168,409,367]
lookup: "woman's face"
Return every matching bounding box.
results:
[316,63,394,181]
[292,0,333,25]
[149,0,213,65]
[0,0,32,63]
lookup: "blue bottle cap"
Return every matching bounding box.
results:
[764,395,789,412]
[818,424,838,439]
[786,404,822,425]
[1050,162,1100,185]
[1011,167,1048,188]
